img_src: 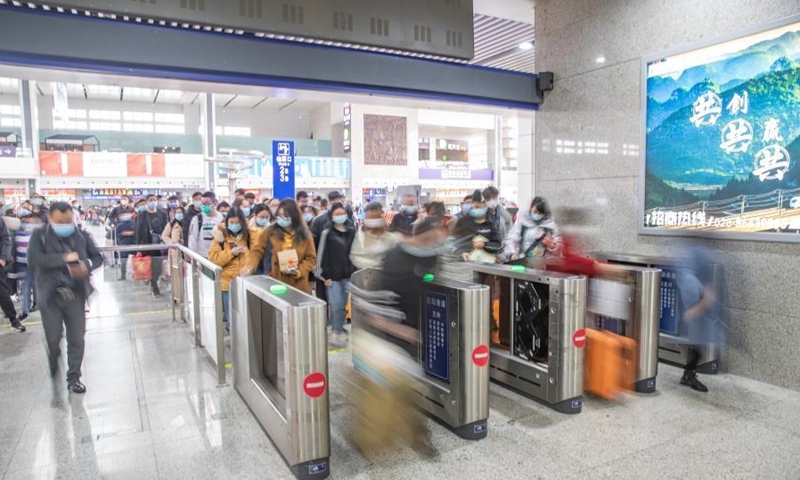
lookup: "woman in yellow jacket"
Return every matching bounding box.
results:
[208,206,251,333]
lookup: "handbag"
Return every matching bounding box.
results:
[131,253,152,281]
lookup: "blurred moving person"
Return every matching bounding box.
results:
[676,247,728,393]
[12,203,43,322]
[315,202,356,346]
[483,186,513,240]
[461,235,498,263]
[0,214,24,332]
[245,199,317,294]
[208,207,251,333]
[28,203,103,394]
[350,203,401,270]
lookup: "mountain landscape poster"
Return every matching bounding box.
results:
[642,18,800,241]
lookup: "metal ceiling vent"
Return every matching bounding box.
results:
[240,0,263,19]
[333,12,353,32]
[370,18,389,37]
[180,0,205,11]
[282,4,304,25]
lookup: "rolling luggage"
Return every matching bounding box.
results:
[584,328,636,400]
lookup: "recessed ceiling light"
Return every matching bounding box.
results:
[596,56,606,64]
[519,42,533,50]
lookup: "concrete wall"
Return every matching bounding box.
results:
[534,1,799,390]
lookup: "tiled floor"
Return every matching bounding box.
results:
[1,265,799,480]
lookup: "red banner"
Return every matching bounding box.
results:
[127,153,166,177]
[39,152,84,177]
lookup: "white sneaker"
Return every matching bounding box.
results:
[329,332,348,347]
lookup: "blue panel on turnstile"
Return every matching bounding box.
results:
[659,267,681,335]
[424,291,450,383]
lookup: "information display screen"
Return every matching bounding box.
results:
[659,267,681,335]
[424,292,450,383]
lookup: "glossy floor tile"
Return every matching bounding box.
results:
[1,271,799,480]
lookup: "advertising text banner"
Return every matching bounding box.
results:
[83,152,128,178]
[39,151,84,177]
[165,154,205,179]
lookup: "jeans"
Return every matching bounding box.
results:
[221,290,230,324]
[327,280,350,334]
[20,273,33,314]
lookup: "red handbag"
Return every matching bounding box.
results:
[131,253,152,281]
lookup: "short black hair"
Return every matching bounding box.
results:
[412,217,439,236]
[49,202,73,214]
[234,188,246,196]
[463,195,473,202]
[320,198,329,208]
[217,201,230,209]
[244,192,256,201]
[296,191,309,201]
[192,191,203,199]
[147,194,157,201]
[329,202,345,214]
[328,191,343,201]
[366,202,384,213]
[168,195,179,202]
[201,191,216,201]
[483,186,500,200]
[530,196,552,218]
[471,189,483,203]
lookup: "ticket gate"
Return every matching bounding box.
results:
[590,253,721,374]
[231,277,330,480]
[349,268,491,440]
[530,260,662,393]
[470,264,587,414]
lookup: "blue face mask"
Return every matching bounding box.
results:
[462,202,473,213]
[256,217,269,227]
[530,213,544,222]
[276,216,292,228]
[148,201,157,210]
[169,203,179,210]
[194,201,203,210]
[30,198,44,206]
[18,207,31,217]
[52,223,75,238]
[120,214,133,222]
[174,213,184,221]
[332,214,348,225]
[469,208,488,218]
[138,206,147,213]
[402,205,418,214]
[242,207,252,217]
[227,223,242,234]
[304,213,314,222]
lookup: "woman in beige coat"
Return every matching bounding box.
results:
[161,206,185,302]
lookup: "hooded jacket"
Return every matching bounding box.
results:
[208,230,250,291]
[503,215,562,258]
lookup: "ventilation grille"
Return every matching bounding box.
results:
[239,0,263,19]
[333,12,353,32]
[180,0,205,10]
[446,30,463,48]
[370,18,389,37]
[283,4,305,24]
[414,25,432,43]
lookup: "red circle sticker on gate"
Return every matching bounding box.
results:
[471,345,490,367]
[303,372,326,399]
[572,329,587,349]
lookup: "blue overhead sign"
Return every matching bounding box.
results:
[272,140,295,201]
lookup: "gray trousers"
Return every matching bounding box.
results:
[40,292,87,383]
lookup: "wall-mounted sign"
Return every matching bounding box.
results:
[419,168,493,181]
[435,139,469,162]
[424,291,450,383]
[41,189,76,198]
[642,19,800,242]
[87,188,179,199]
[419,137,431,161]
[272,140,295,201]
[39,151,205,179]
[343,103,351,153]
[0,146,16,158]
[364,114,407,166]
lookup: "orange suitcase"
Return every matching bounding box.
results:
[584,328,637,400]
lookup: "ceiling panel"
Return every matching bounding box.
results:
[468,14,535,73]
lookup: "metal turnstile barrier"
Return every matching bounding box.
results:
[350,268,491,439]
[231,276,330,480]
[470,264,587,414]
[590,253,721,374]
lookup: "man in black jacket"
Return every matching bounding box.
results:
[0,216,25,332]
[28,202,103,394]
[182,191,204,247]
[135,194,169,297]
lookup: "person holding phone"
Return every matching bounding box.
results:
[244,199,316,294]
[208,207,251,333]
[27,202,103,394]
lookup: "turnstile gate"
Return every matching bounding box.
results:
[533,260,662,393]
[590,253,722,374]
[470,264,587,414]
[350,268,491,439]
[231,277,330,480]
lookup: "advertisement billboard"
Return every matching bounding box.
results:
[641,17,800,242]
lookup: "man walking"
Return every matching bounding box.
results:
[0,215,25,332]
[27,202,103,394]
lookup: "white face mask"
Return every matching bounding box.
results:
[363,218,385,229]
[487,200,498,209]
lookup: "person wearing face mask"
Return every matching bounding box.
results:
[0,212,25,332]
[310,191,353,302]
[315,203,357,346]
[296,190,310,209]
[27,202,103,394]
[389,194,419,237]
[115,210,137,281]
[350,202,401,270]
[453,191,502,256]
[161,206,185,303]
[167,195,181,214]
[232,198,252,219]
[267,198,281,217]
[208,207,251,333]
[105,195,133,230]
[302,205,317,226]
[182,191,204,248]
[188,191,225,258]
[244,199,317,294]
[135,194,169,297]
[504,196,562,263]
[9,203,42,323]
[29,193,49,224]
[217,201,231,218]
[248,204,273,234]
[483,186,513,241]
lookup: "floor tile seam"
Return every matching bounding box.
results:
[128,327,152,437]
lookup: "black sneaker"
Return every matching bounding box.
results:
[16,313,28,323]
[68,380,86,394]
[680,372,708,392]
[10,321,26,333]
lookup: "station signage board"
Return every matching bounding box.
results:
[272,140,296,201]
[424,291,450,383]
[343,103,351,153]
